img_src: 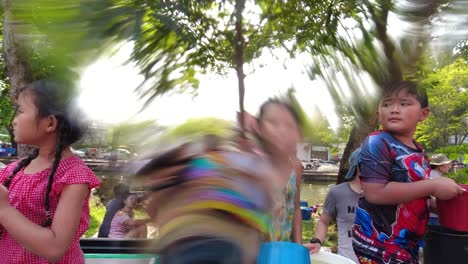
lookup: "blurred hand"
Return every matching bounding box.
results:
[431,177,465,200]
[304,242,321,254]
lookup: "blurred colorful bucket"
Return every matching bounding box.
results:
[257,242,310,264]
[437,184,468,232]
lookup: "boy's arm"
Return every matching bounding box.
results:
[363,177,465,205]
[363,180,433,205]
[359,133,464,205]
[307,187,335,254]
[305,213,332,254]
[315,213,332,243]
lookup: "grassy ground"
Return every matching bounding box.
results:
[302,218,338,252]
[85,195,106,237]
[301,218,316,241]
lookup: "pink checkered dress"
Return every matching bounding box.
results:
[0,156,100,264]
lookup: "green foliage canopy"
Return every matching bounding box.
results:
[415,59,468,150]
[434,144,468,163]
[163,117,233,140]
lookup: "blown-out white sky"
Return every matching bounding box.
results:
[77,43,342,129]
[75,5,462,132]
[76,8,418,130]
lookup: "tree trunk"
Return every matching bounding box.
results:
[335,0,404,184]
[459,135,467,145]
[5,125,16,150]
[110,129,121,167]
[3,0,35,158]
[336,115,379,184]
[235,0,246,135]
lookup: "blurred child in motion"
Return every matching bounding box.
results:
[133,98,304,263]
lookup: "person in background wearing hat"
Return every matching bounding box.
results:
[430,154,452,179]
[306,148,362,263]
[427,153,453,225]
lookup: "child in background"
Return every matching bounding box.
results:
[307,147,362,263]
[130,98,303,263]
[0,80,100,263]
[428,153,453,225]
[255,99,303,243]
[98,183,130,238]
[352,81,464,264]
[108,193,150,239]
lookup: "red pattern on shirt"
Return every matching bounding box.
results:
[0,156,100,264]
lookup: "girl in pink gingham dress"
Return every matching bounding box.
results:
[0,80,100,264]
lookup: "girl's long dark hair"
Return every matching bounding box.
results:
[3,80,85,227]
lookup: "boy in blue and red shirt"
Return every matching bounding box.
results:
[352,81,465,264]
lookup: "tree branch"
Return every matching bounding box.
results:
[363,0,402,83]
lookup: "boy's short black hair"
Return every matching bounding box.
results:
[381,81,428,108]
